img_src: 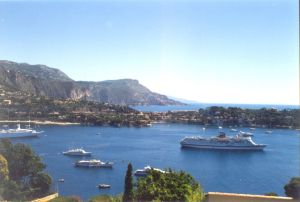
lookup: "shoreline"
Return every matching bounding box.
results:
[0,120,81,125]
[0,120,298,130]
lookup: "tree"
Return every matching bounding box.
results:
[0,154,9,181]
[29,172,52,198]
[284,177,300,199]
[8,143,45,182]
[0,139,52,200]
[123,163,133,202]
[135,169,204,202]
[0,180,23,201]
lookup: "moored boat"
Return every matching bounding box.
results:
[0,124,42,138]
[180,132,266,150]
[75,159,113,168]
[98,184,111,189]
[134,166,166,177]
[63,148,92,156]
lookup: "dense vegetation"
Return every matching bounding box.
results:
[50,196,83,202]
[0,92,151,127]
[88,195,122,202]
[0,139,52,201]
[1,88,299,128]
[135,169,204,202]
[149,106,300,129]
[284,177,300,199]
[86,166,204,202]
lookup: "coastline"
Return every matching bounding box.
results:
[0,120,81,125]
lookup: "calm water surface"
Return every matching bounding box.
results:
[12,124,299,200]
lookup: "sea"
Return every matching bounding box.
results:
[11,122,299,200]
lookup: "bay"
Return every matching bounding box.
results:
[11,123,299,200]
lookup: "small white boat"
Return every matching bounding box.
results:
[229,129,238,132]
[63,148,92,156]
[75,159,113,168]
[134,166,166,177]
[98,184,111,189]
[58,178,65,182]
[265,130,273,134]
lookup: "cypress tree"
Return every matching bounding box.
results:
[123,163,133,202]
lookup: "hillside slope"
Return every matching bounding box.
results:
[0,60,182,105]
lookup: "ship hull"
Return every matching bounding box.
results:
[0,132,38,138]
[181,143,266,150]
[75,162,113,168]
[63,153,91,156]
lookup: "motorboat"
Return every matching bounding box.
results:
[58,178,65,182]
[75,159,113,168]
[63,148,92,156]
[134,166,166,177]
[98,184,111,189]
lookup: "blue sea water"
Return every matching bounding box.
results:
[132,103,299,112]
[11,124,299,200]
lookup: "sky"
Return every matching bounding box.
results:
[0,0,298,105]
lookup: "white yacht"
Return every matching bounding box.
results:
[63,148,92,156]
[134,166,166,177]
[0,124,43,138]
[75,159,113,168]
[180,132,266,150]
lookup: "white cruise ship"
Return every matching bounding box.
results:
[75,159,113,168]
[180,132,266,150]
[0,124,43,138]
[63,148,92,156]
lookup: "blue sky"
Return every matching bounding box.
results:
[0,0,298,105]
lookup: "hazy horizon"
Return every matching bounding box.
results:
[0,0,298,105]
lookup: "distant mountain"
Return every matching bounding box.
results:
[168,96,201,104]
[0,60,182,106]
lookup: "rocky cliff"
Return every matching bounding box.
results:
[0,60,182,105]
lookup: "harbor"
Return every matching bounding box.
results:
[9,123,299,200]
